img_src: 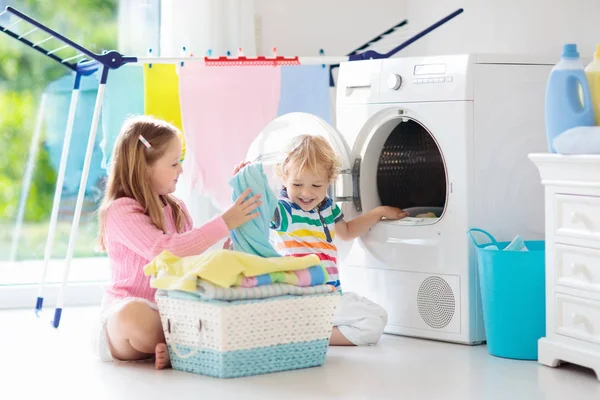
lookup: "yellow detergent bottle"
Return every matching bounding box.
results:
[585,45,600,125]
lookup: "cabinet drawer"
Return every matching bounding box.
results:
[555,194,600,242]
[556,294,600,345]
[555,244,600,294]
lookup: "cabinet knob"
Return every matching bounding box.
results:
[570,263,593,281]
[572,313,594,334]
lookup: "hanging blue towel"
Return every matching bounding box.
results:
[100,65,145,170]
[277,65,332,124]
[44,73,104,196]
[228,163,280,258]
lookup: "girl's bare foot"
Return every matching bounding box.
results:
[155,343,171,369]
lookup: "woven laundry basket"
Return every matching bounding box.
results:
[156,292,341,378]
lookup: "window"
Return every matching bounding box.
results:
[0,0,160,309]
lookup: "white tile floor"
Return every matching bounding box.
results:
[2,306,599,400]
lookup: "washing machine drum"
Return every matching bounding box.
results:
[376,119,446,209]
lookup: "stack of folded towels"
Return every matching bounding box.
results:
[144,163,335,301]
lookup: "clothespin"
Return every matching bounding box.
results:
[180,46,187,67]
[206,49,213,57]
[319,48,325,68]
[272,47,278,58]
[237,47,244,57]
[226,50,231,57]
[147,48,153,68]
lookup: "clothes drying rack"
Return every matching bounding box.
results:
[0,5,463,328]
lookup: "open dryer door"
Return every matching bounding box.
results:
[246,112,356,216]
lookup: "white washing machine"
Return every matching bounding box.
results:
[247,54,553,345]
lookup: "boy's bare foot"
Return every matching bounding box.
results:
[155,343,171,369]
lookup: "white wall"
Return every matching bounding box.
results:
[253,0,408,57]
[388,0,600,58]
[160,0,257,57]
[159,0,600,61]
[160,0,408,58]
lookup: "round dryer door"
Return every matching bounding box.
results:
[246,112,353,199]
[355,107,448,224]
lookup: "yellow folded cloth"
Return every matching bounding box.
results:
[143,249,320,292]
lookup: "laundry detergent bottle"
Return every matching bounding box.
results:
[585,45,600,125]
[545,44,595,152]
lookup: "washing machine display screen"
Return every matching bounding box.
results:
[376,120,446,213]
[413,64,446,75]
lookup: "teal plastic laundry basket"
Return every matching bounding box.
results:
[468,229,546,360]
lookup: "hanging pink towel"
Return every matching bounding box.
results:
[178,65,281,210]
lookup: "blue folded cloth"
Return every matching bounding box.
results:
[228,163,280,257]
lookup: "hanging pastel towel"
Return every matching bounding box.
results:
[100,65,144,170]
[44,73,105,195]
[143,64,186,160]
[178,64,281,210]
[277,65,332,124]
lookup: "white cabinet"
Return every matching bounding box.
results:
[530,154,600,381]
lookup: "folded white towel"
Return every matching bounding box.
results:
[553,126,600,155]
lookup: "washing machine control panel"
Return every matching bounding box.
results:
[378,55,472,102]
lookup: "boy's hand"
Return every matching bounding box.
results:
[232,161,250,176]
[375,206,408,220]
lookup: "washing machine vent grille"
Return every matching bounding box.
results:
[417,276,455,329]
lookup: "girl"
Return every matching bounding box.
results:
[95,115,261,369]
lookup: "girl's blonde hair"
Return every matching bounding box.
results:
[97,115,188,251]
[278,134,341,182]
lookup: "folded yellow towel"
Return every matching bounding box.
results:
[143,249,320,292]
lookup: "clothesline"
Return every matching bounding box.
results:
[134,56,350,66]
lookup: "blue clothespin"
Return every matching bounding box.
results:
[147,48,153,68]
[206,49,213,57]
[226,50,231,57]
[319,48,325,68]
[180,46,186,67]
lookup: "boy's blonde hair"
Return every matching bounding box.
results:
[278,134,341,182]
[97,115,188,251]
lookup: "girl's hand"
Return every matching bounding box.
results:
[375,206,408,220]
[232,161,250,176]
[222,188,261,230]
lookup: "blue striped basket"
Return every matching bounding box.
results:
[155,292,341,378]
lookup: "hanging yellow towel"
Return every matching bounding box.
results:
[143,64,186,160]
[143,249,321,291]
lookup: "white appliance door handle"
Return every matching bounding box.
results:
[346,84,371,90]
